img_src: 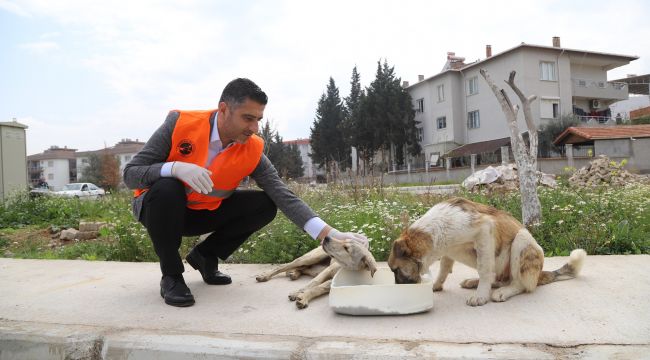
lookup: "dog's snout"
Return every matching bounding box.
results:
[393,270,415,284]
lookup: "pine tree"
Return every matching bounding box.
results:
[259,120,304,180]
[342,66,365,173]
[259,120,276,157]
[285,143,305,179]
[362,60,420,168]
[309,77,350,177]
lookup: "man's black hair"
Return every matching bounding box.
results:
[219,78,268,106]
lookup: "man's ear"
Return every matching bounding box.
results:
[218,101,228,113]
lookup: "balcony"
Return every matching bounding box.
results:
[572,79,628,101]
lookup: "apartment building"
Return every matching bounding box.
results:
[283,138,324,180]
[406,37,638,167]
[27,139,144,190]
[75,139,144,180]
[27,146,78,190]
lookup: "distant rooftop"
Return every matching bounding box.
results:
[611,74,650,95]
[284,138,310,146]
[554,125,650,145]
[408,37,638,90]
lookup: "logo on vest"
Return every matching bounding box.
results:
[177,139,195,157]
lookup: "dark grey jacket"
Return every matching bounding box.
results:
[123,111,317,228]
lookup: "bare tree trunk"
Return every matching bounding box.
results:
[480,69,542,227]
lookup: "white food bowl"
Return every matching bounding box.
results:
[329,267,433,315]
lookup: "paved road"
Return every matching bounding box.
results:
[393,184,461,195]
[1,255,649,359]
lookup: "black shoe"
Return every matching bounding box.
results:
[160,274,195,307]
[186,247,232,285]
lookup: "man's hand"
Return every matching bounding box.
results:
[171,161,213,194]
[327,228,369,249]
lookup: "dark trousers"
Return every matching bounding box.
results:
[139,178,277,276]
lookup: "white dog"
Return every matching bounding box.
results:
[256,236,377,309]
[388,197,586,306]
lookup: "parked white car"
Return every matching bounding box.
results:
[55,183,106,199]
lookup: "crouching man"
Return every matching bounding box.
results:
[123,78,367,307]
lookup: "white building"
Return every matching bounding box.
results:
[27,146,77,191]
[27,139,144,190]
[283,138,324,180]
[75,139,144,181]
[406,37,638,167]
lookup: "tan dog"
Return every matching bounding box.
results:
[256,236,378,309]
[388,197,586,306]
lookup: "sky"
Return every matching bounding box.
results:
[1,0,649,156]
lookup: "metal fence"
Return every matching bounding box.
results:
[391,144,595,173]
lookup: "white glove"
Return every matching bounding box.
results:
[171,161,213,194]
[328,228,369,249]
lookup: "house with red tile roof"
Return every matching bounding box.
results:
[554,125,650,173]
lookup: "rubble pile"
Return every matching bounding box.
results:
[462,164,557,193]
[49,221,109,248]
[569,155,649,187]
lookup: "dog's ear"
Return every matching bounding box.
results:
[391,239,411,258]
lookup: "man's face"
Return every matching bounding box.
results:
[219,98,265,144]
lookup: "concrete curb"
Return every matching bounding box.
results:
[2,320,649,360]
[2,257,649,359]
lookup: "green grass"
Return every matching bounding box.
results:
[1,182,649,263]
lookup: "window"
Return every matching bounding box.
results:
[124,155,132,162]
[429,152,440,166]
[416,127,423,142]
[467,110,480,129]
[436,116,447,129]
[540,61,556,81]
[47,160,54,167]
[437,84,445,102]
[541,99,560,119]
[467,76,479,95]
[416,98,424,113]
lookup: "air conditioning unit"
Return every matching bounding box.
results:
[590,99,600,109]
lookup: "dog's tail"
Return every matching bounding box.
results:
[538,249,586,286]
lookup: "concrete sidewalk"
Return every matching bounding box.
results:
[1,255,649,359]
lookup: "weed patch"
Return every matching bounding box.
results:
[1,182,649,262]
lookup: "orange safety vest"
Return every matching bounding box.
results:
[134,109,264,210]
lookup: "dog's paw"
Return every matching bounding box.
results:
[287,270,301,280]
[296,298,308,309]
[466,295,489,306]
[255,275,269,282]
[288,292,301,301]
[432,283,444,292]
[460,278,479,289]
[491,290,508,302]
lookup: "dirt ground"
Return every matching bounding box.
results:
[1,226,58,257]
